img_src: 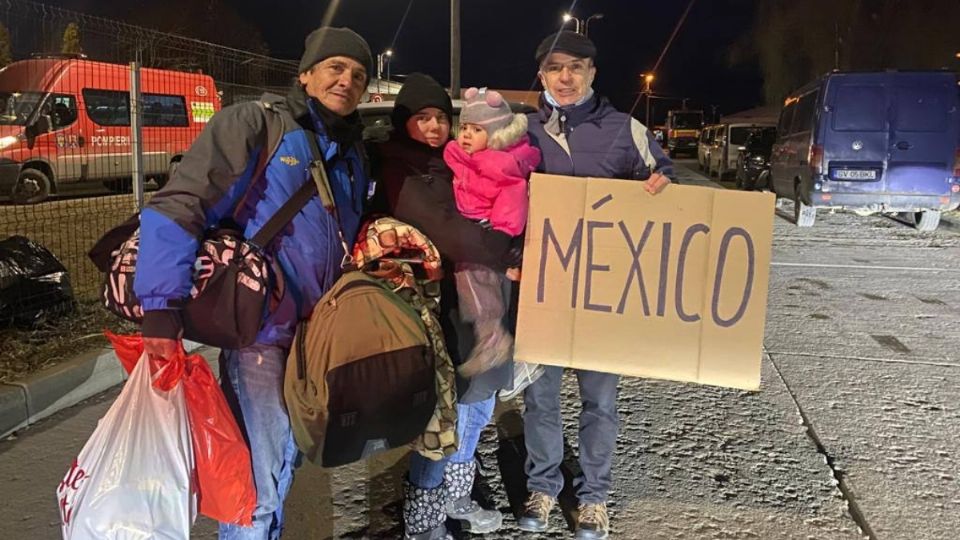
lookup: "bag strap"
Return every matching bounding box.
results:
[302,122,355,269]
[248,179,317,248]
[231,101,285,223]
[246,102,325,250]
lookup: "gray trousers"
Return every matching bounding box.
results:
[523,366,620,503]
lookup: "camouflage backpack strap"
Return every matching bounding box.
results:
[397,283,458,461]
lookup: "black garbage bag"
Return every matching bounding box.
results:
[0,235,75,327]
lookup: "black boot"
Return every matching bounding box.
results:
[403,479,452,540]
[443,461,503,534]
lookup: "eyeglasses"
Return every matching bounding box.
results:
[540,59,592,76]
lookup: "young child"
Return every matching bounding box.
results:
[443,87,540,380]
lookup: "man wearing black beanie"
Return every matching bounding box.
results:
[516,30,674,540]
[136,26,373,540]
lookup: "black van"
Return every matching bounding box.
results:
[770,70,960,231]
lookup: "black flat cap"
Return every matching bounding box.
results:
[535,31,597,63]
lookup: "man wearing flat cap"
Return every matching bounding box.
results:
[515,30,674,540]
[136,27,373,539]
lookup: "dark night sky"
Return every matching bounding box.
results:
[230,0,764,122]
[48,0,765,124]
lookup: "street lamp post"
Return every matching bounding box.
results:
[562,12,603,36]
[561,13,581,34]
[643,73,655,126]
[584,13,604,38]
[376,49,393,94]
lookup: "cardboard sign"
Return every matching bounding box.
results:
[514,173,775,390]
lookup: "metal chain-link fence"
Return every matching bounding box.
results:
[0,0,297,305]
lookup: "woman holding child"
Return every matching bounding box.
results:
[368,73,539,539]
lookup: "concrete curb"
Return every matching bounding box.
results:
[1,340,214,439]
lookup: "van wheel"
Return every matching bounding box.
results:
[794,184,816,227]
[735,173,746,190]
[914,210,940,232]
[11,168,51,204]
[758,170,771,191]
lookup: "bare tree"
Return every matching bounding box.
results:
[62,22,82,55]
[742,0,960,105]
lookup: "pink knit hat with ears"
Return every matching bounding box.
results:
[459,87,513,134]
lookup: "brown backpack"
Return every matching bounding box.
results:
[284,270,457,467]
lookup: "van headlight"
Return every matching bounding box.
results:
[0,135,19,149]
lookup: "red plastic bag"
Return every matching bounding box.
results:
[106,331,256,526]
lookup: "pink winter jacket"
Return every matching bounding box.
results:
[443,136,541,237]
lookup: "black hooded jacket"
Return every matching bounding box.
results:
[366,74,517,401]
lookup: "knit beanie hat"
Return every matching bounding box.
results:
[298,27,373,78]
[535,30,597,63]
[459,87,513,134]
[392,73,454,132]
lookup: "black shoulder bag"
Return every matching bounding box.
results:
[90,104,333,349]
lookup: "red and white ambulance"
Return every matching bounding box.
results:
[0,56,220,203]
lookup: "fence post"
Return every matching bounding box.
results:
[129,61,145,211]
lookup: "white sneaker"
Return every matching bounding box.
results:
[498,361,544,401]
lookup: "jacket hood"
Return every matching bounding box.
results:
[391,72,454,137]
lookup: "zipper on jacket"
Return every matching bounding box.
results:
[345,159,360,211]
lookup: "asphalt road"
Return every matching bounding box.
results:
[1,160,957,539]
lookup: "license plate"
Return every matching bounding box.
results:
[834,169,877,180]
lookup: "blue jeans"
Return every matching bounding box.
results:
[218,344,300,540]
[408,396,496,488]
[523,366,619,504]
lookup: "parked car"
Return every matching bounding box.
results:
[0,56,221,203]
[770,70,960,230]
[735,126,777,191]
[358,98,535,143]
[705,122,776,179]
[697,125,717,171]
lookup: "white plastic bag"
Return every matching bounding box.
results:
[57,352,196,539]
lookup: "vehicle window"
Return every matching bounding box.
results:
[671,112,702,129]
[83,89,130,126]
[699,128,709,143]
[777,100,796,138]
[143,94,189,127]
[712,126,725,144]
[749,127,776,149]
[359,105,465,141]
[832,85,885,132]
[790,91,818,134]
[895,86,950,133]
[48,94,78,128]
[729,127,753,145]
[0,91,43,126]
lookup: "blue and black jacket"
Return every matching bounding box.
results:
[135,85,369,348]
